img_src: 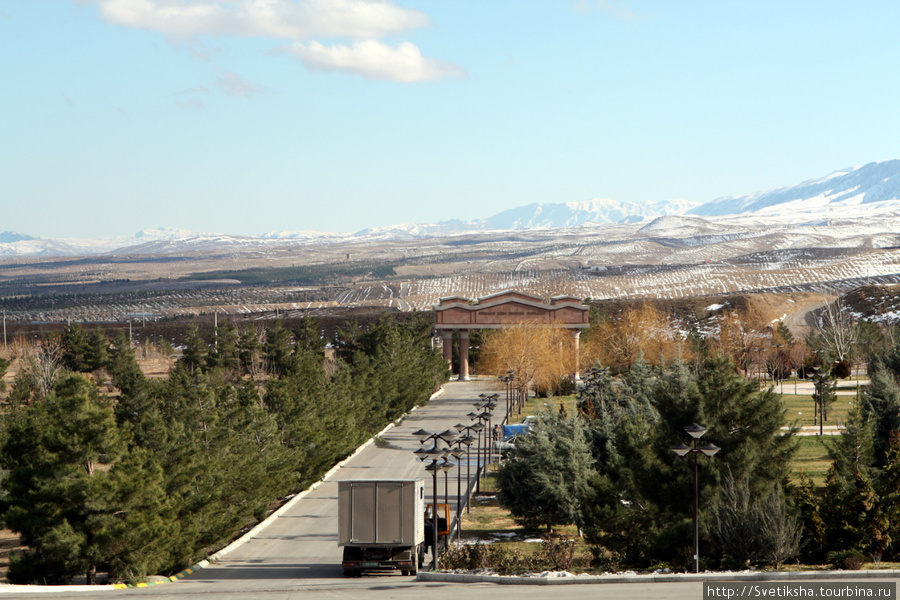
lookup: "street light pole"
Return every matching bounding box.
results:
[413,428,455,571]
[671,423,720,574]
[449,440,469,539]
[455,423,482,513]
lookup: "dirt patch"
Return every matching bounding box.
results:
[0,529,24,580]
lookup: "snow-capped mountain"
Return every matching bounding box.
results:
[689,159,900,218]
[5,160,900,257]
[481,198,702,230]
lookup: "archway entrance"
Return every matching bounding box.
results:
[433,290,590,381]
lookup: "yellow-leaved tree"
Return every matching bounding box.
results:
[583,303,687,373]
[477,325,578,398]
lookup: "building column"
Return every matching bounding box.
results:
[458,330,470,381]
[571,330,581,381]
[441,330,453,370]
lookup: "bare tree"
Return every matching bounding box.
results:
[755,487,803,569]
[24,340,64,400]
[814,291,857,364]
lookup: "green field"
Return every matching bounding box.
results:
[778,392,855,428]
[790,436,832,484]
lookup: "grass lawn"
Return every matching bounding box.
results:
[779,392,855,429]
[790,436,832,485]
[514,394,578,422]
[459,475,594,567]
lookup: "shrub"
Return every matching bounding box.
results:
[440,542,546,574]
[589,546,623,572]
[539,534,577,571]
[827,549,866,570]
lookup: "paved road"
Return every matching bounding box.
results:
[0,379,505,599]
[3,379,898,599]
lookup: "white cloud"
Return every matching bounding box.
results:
[287,39,465,82]
[81,0,462,83]
[93,0,431,40]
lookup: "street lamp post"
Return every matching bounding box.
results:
[774,343,785,394]
[413,428,455,571]
[448,439,470,538]
[499,371,515,422]
[455,423,482,513]
[671,423,720,574]
[469,401,495,491]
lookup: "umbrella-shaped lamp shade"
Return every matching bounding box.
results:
[671,443,691,457]
[412,429,432,442]
[700,443,721,457]
[684,423,707,439]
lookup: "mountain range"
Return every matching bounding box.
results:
[4,160,900,257]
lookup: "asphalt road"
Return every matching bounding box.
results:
[4,379,894,600]
[0,379,510,599]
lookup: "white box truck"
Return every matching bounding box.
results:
[338,479,425,576]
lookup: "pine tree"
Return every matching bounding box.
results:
[85,327,109,373]
[206,320,239,375]
[2,374,126,583]
[106,330,146,397]
[496,413,595,532]
[263,320,293,377]
[860,359,900,465]
[179,324,207,373]
[61,323,91,372]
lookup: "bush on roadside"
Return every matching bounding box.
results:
[589,546,623,572]
[827,549,866,570]
[539,534,577,571]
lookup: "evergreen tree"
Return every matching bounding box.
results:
[0,356,9,393]
[60,323,91,372]
[237,326,262,376]
[106,331,146,398]
[206,320,239,374]
[85,448,179,583]
[292,316,326,353]
[263,320,293,377]
[582,356,794,567]
[179,324,207,373]
[811,367,837,436]
[1,374,125,583]
[788,472,827,564]
[496,413,595,531]
[85,327,109,373]
[861,358,900,466]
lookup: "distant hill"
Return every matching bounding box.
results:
[5,160,900,257]
[689,159,900,218]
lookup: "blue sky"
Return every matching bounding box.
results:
[3,1,900,239]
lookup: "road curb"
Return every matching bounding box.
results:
[0,387,447,593]
[417,569,900,585]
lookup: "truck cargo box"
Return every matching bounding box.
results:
[338,480,425,548]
